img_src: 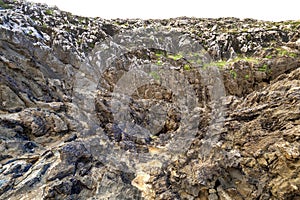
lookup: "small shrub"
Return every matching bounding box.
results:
[88,42,95,49]
[288,52,297,58]
[276,48,297,58]
[45,9,54,15]
[183,64,191,71]
[258,64,268,72]
[156,60,163,66]
[230,70,237,79]
[155,51,165,58]
[42,23,48,29]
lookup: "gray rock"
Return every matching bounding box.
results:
[0,1,299,200]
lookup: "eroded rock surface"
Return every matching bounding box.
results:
[0,0,299,199]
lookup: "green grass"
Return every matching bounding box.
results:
[204,60,228,68]
[88,42,95,49]
[288,52,297,58]
[230,70,237,79]
[203,56,259,69]
[156,59,163,66]
[155,51,184,61]
[195,59,203,65]
[167,54,183,61]
[281,20,300,29]
[232,56,259,64]
[77,38,83,46]
[258,64,268,72]
[264,55,273,59]
[262,47,298,59]
[149,71,160,80]
[276,48,297,58]
[114,21,129,27]
[0,0,12,9]
[214,61,228,67]
[42,23,48,29]
[155,51,165,58]
[45,9,54,15]
[183,64,191,71]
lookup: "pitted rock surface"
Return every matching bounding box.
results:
[0,0,300,199]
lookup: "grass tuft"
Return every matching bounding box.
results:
[0,0,12,9]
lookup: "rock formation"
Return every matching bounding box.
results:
[0,0,299,199]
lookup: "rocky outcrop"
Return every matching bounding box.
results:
[0,0,299,199]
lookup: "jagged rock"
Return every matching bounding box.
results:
[0,0,299,199]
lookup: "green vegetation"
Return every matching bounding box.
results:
[203,56,259,69]
[204,60,228,68]
[245,74,250,79]
[276,48,297,58]
[0,0,12,9]
[156,59,163,66]
[183,64,191,71]
[234,56,259,64]
[42,23,48,29]
[155,51,185,61]
[45,9,54,15]
[246,34,252,41]
[213,60,228,67]
[167,54,183,61]
[262,47,298,59]
[88,42,95,49]
[281,20,300,29]
[155,51,165,58]
[114,21,129,27]
[230,70,237,79]
[195,59,203,65]
[258,64,268,72]
[149,71,160,80]
[78,17,90,26]
[264,55,273,59]
[77,38,83,46]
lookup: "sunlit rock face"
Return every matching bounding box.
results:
[0,0,300,199]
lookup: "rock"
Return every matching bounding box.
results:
[0,1,299,199]
[131,172,152,196]
[0,85,25,112]
[296,38,300,48]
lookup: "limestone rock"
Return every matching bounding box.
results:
[0,0,299,199]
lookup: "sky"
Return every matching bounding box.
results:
[29,0,300,21]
